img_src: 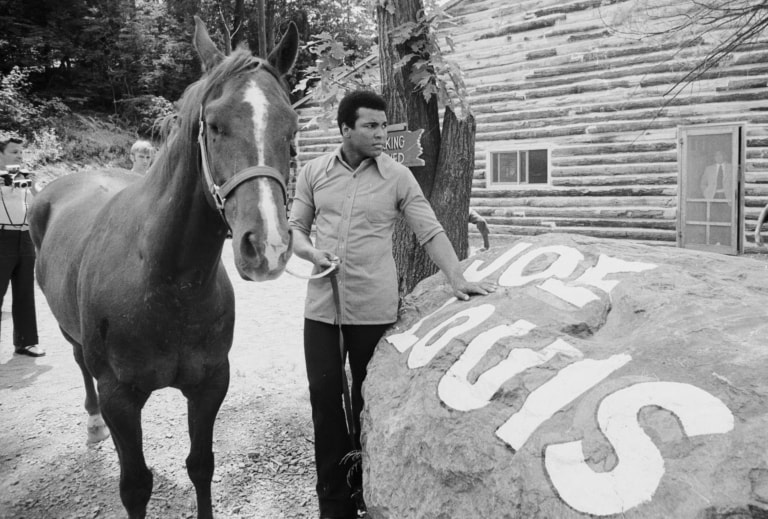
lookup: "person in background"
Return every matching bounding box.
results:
[700,150,734,204]
[129,139,154,175]
[469,208,490,251]
[0,137,43,357]
[699,149,735,246]
[289,90,495,519]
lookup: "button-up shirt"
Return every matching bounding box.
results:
[289,147,444,325]
[0,180,32,230]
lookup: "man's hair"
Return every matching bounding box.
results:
[0,137,23,153]
[130,139,154,156]
[337,90,387,134]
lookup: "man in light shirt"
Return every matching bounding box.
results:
[0,137,43,356]
[700,150,734,204]
[289,90,495,519]
[699,149,734,246]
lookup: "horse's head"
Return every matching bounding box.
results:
[193,17,298,281]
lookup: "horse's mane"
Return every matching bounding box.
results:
[154,48,286,178]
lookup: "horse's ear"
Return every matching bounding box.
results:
[193,15,224,72]
[267,22,299,76]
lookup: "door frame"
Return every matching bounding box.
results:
[677,123,745,255]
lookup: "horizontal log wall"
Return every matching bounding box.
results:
[296,0,768,250]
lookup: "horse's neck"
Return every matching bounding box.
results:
[138,140,227,284]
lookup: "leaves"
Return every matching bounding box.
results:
[298,28,381,128]
[387,7,470,112]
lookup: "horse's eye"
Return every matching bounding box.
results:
[207,119,224,135]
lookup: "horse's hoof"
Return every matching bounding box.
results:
[86,414,110,443]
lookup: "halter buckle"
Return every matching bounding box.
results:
[211,185,226,211]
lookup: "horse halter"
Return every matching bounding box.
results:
[197,105,288,235]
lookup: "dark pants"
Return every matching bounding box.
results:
[0,229,38,348]
[303,318,391,518]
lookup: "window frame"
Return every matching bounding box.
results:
[485,147,551,189]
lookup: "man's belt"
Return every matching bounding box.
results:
[0,224,26,230]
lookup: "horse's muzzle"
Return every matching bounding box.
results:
[235,227,292,281]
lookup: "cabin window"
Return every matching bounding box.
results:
[487,149,549,187]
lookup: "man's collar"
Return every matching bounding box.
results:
[327,146,395,179]
[373,153,396,179]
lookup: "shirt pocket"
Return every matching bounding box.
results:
[365,193,397,223]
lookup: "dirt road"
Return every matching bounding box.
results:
[0,245,319,519]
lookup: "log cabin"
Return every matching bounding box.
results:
[295,0,768,254]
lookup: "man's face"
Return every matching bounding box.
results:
[132,151,152,174]
[0,142,23,170]
[714,151,725,164]
[343,107,387,159]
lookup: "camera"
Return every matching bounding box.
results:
[3,165,32,188]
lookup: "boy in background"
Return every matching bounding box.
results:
[129,140,154,175]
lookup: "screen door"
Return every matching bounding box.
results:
[678,125,743,254]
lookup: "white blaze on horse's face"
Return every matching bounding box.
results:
[242,79,287,275]
[244,79,269,167]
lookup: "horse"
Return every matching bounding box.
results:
[27,17,299,519]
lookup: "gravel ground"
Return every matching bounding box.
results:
[1,245,318,519]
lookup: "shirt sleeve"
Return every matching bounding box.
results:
[468,208,483,224]
[288,162,315,236]
[397,170,444,246]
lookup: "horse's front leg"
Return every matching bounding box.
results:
[98,372,153,519]
[182,361,230,519]
[62,327,110,443]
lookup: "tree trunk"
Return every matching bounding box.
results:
[377,1,475,298]
[264,0,276,55]
[256,0,268,57]
[231,0,246,50]
[431,107,476,260]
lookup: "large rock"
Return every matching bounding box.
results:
[362,233,768,519]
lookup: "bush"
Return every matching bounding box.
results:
[56,114,136,167]
[0,67,39,133]
[0,67,70,135]
[25,128,64,167]
[116,95,175,138]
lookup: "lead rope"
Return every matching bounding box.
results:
[285,261,354,438]
[289,261,357,446]
[328,268,358,450]
[284,263,338,280]
[328,266,367,518]
[285,261,351,433]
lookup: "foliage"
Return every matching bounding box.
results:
[0,66,71,136]
[1,0,378,114]
[388,6,468,115]
[296,32,380,128]
[0,0,197,110]
[115,95,176,138]
[113,2,199,101]
[57,114,136,166]
[0,67,38,133]
[25,128,64,167]
[298,0,470,126]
